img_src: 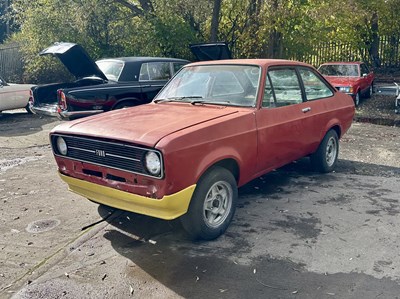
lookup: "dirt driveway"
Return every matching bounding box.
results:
[1,110,400,298]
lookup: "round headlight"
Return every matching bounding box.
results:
[145,151,161,176]
[56,137,68,155]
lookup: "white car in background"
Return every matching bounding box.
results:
[0,75,34,113]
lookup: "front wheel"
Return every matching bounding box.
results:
[354,92,361,107]
[180,167,238,240]
[310,130,339,173]
[367,83,373,98]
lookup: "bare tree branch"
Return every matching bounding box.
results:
[113,0,144,16]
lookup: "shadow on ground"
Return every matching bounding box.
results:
[99,159,400,298]
[0,111,59,137]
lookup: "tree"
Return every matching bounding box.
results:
[210,0,221,42]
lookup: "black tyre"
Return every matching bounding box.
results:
[354,91,361,107]
[25,103,33,114]
[113,101,137,110]
[180,166,238,240]
[367,83,373,98]
[310,130,339,173]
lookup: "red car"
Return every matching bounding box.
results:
[318,62,374,106]
[50,59,355,240]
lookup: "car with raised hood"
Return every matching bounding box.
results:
[29,42,189,119]
[0,75,34,113]
[318,61,374,107]
[50,58,355,240]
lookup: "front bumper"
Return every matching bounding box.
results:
[59,173,195,220]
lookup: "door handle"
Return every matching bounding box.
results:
[302,107,311,113]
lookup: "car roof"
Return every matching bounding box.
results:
[184,59,315,68]
[97,57,190,63]
[320,61,363,65]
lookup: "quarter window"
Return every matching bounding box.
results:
[173,63,186,74]
[298,68,333,101]
[139,62,171,81]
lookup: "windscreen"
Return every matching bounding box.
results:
[155,64,261,107]
[318,64,359,77]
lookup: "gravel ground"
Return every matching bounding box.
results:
[355,92,400,126]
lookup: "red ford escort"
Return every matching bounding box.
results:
[50,59,355,240]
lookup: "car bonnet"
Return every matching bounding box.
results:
[39,42,108,81]
[323,76,360,86]
[52,103,241,147]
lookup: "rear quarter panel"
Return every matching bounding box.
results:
[65,82,143,111]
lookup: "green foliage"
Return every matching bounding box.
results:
[2,0,400,83]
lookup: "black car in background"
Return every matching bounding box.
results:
[30,42,189,119]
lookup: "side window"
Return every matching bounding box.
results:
[360,63,369,76]
[139,62,171,81]
[173,63,186,74]
[298,68,334,101]
[267,68,303,107]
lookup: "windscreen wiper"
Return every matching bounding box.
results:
[154,96,203,104]
[190,100,231,106]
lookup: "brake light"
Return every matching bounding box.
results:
[28,89,34,105]
[58,90,67,110]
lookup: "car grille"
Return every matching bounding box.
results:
[51,134,163,178]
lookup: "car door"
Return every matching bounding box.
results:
[360,63,373,91]
[255,66,335,173]
[0,78,16,111]
[139,61,171,100]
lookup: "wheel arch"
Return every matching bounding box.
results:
[323,121,342,140]
[111,97,141,110]
[198,158,240,185]
[329,124,342,139]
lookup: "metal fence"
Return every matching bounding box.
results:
[0,43,24,83]
[295,36,400,68]
[2,36,400,83]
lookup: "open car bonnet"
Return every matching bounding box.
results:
[189,42,232,61]
[39,42,108,81]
